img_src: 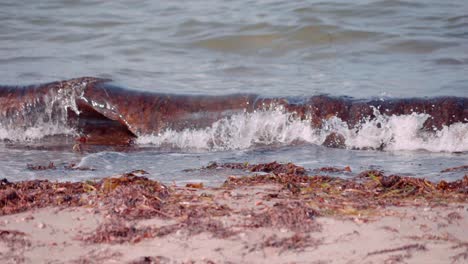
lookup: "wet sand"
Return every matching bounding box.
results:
[1,162,467,263]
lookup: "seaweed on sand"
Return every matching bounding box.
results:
[83,219,154,244]
[1,161,467,247]
[451,242,468,263]
[0,172,169,219]
[95,174,170,220]
[247,201,320,232]
[0,229,31,263]
[84,206,235,244]
[0,179,88,215]
[129,256,171,264]
[259,233,321,253]
[223,164,467,218]
[83,218,155,244]
[156,210,236,239]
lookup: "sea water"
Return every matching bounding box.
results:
[0,0,467,184]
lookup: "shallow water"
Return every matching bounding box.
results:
[1,142,466,186]
[0,0,467,183]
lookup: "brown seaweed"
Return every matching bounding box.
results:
[1,161,467,247]
[367,244,427,256]
[0,172,169,219]
[260,233,321,253]
[247,201,320,232]
[209,161,307,176]
[441,165,468,173]
[83,219,155,244]
[26,162,56,171]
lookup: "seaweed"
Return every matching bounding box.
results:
[313,166,352,173]
[26,162,56,171]
[129,256,171,264]
[441,165,468,173]
[1,161,467,248]
[83,219,155,244]
[70,249,123,264]
[210,161,307,176]
[0,229,31,263]
[222,164,467,218]
[367,244,427,256]
[450,242,468,262]
[185,183,204,189]
[260,233,322,253]
[164,210,236,239]
[0,173,169,219]
[247,201,320,232]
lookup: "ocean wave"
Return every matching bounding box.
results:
[137,109,468,153]
[0,77,466,152]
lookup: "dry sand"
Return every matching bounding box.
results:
[1,183,467,264]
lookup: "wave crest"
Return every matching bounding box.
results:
[137,109,468,153]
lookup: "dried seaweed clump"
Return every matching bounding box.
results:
[0,179,88,215]
[211,161,306,176]
[0,229,31,263]
[155,210,236,239]
[223,173,313,187]
[358,172,468,196]
[177,211,235,238]
[259,233,321,253]
[0,229,30,248]
[93,174,170,220]
[129,256,171,264]
[222,163,467,218]
[0,172,170,218]
[83,219,154,244]
[248,202,320,232]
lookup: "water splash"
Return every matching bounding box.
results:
[137,109,468,153]
[0,83,82,141]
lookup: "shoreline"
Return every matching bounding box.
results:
[1,162,467,263]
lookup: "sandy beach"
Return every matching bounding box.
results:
[1,162,467,263]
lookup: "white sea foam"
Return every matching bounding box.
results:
[0,123,75,142]
[0,84,80,142]
[137,109,468,153]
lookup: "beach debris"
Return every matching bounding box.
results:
[0,173,169,218]
[447,212,463,224]
[83,219,155,244]
[26,162,95,171]
[165,211,235,239]
[248,201,320,232]
[70,249,123,264]
[367,243,427,256]
[5,162,467,221]
[450,242,468,263]
[26,162,56,171]
[129,256,171,264]
[314,166,352,173]
[259,233,322,253]
[209,161,307,176]
[441,165,468,173]
[185,183,204,189]
[0,229,31,262]
[1,161,467,249]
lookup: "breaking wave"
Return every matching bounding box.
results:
[137,109,468,153]
[1,78,466,153]
[0,123,75,142]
